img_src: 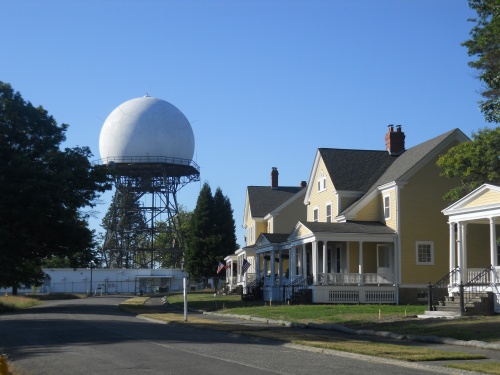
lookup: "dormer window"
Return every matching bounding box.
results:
[383,194,391,219]
[317,171,326,192]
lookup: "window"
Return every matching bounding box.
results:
[317,171,326,192]
[326,203,332,223]
[383,195,391,219]
[313,207,319,222]
[416,241,434,265]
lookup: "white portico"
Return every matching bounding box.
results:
[442,184,500,312]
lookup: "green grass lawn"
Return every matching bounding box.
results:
[167,292,500,343]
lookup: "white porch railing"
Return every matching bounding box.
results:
[318,272,394,286]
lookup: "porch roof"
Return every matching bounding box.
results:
[300,221,395,234]
[260,233,290,243]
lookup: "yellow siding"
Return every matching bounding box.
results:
[465,224,498,268]
[356,195,381,221]
[464,190,500,208]
[384,189,397,230]
[399,151,460,284]
[296,225,312,237]
[348,242,359,273]
[273,192,307,233]
[308,158,338,221]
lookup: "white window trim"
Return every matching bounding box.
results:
[326,202,332,223]
[416,241,434,265]
[317,171,326,192]
[313,206,319,222]
[383,194,391,220]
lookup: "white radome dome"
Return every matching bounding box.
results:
[99,96,195,163]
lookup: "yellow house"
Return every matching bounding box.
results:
[223,168,307,294]
[250,126,471,304]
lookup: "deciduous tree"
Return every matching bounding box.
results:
[0,82,111,293]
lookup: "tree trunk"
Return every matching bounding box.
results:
[12,285,18,296]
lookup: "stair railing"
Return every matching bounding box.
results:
[461,265,493,311]
[428,267,460,311]
[282,275,307,303]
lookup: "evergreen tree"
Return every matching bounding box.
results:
[100,189,148,268]
[184,183,217,279]
[213,187,239,261]
[155,207,193,269]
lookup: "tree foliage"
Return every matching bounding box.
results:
[437,127,500,201]
[100,190,148,268]
[155,206,193,269]
[184,183,238,279]
[462,0,500,122]
[0,82,111,292]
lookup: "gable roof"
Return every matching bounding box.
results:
[340,128,469,217]
[247,186,304,218]
[300,221,396,234]
[260,233,290,243]
[319,149,397,192]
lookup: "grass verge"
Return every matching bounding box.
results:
[120,294,489,366]
[0,296,41,313]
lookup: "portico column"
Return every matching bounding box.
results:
[490,217,498,284]
[457,223,463,284]
[312,241,318,284]
[463,224,468,283]
[278,250,283,283]
[302,244,307,276]
[358,241,364,286]
[255,254,261,283]
[270,250,275,286]
[290,247,296,279]
[263,253,268,283]
[449,222,456,276]
[322,242,327,275]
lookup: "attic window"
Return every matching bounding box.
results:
[317,171,326,192]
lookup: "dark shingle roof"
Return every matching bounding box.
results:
[301,221,396,234]
[340,129,462,216]
[248,186,303,218]
[261,233,290,243]
[319,149,397,191]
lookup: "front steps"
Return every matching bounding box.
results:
[419,292,494,319]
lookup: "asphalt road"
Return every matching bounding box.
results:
[0,296,471,374]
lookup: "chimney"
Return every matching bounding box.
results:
[271,167,279,189]
[300,181,307,188]
[385,124,405,155]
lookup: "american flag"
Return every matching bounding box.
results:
[217,261,227,274]
[242,259,251,274]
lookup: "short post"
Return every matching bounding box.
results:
[183,277,188,321]
[427,282,433,311]
[459,282,465,313]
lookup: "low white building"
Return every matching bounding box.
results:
[1,268,188,295]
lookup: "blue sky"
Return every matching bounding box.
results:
[1,1,487,248]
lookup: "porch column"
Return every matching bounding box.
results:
[457,222,463,284]
[490,217,498,284]
[278,250,283,283]
[270,250,275,286]
[263,253,268,284]
[358,241,364,286]
[449,222,456,275]
[312,241,318,284]
[322,241,327,275]
[255,254,261,283]
[290,247,296,279]
[302,244,307,276]
[463,224,468,283]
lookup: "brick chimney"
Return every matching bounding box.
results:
[385,124,405,155]
[300,181,307,188]
[271,167,279,189]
